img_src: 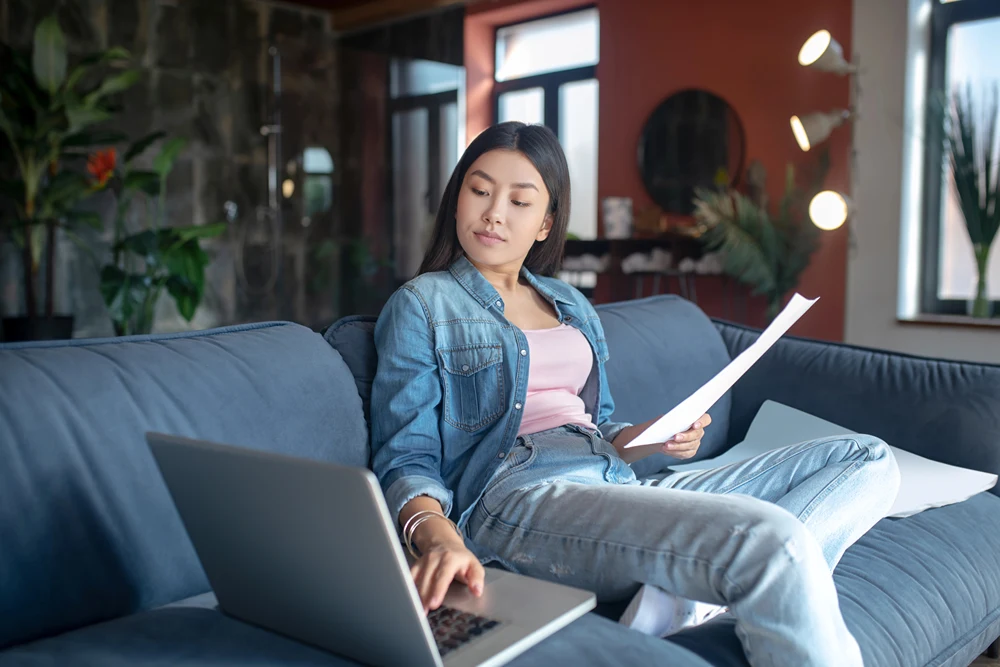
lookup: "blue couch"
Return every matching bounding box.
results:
[2,294,999,666]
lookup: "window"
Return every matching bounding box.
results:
[922,0,1000,314]
[494,8,599,243]
[302,147,334,219]
[389,58,464,280]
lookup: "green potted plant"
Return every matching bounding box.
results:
[946,84,1000,318]
[0,15,139,340]
[692,152,830,322]
[99,133,226,336]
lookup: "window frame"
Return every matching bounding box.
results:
[921,0,1000,314]
[491,6,598,136]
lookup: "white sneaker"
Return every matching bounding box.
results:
[618,584,729,638]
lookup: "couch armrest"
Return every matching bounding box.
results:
[714,320,1000,496]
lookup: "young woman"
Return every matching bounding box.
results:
[370,121,899,667]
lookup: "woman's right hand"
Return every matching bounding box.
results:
[411,541,485,613]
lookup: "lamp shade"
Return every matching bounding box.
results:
[798,30,856,75]
[809,190,852,230]
[790,110,851,151]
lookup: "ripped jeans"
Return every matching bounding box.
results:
[465,424,900,667]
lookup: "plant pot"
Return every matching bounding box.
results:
[1,315,75,342]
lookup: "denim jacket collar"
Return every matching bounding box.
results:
[448,255,574,311]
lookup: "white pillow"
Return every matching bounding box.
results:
[669,400,998,518]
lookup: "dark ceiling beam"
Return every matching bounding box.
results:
[326,0,471,33]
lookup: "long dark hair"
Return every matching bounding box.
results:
[418,121,571,277]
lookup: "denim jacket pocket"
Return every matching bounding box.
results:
[438,344,505,432]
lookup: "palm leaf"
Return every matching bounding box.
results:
[694,188,776,296]
[947,84,1000,252]
[64,46,131,91]
[32,15,67,95]
[83,69,140,106]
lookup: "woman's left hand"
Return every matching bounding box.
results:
[661,413,712,459]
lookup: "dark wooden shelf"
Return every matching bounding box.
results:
[564,234,704,261]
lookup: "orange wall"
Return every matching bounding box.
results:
[465,0,852,340]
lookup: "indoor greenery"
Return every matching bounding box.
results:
[0,15,137,330]
[692,152,829,322]
[946,84,1000,318]
[99,133,226,336]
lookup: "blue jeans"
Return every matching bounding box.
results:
[466,424,900,667]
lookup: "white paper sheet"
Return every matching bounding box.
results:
[624,293,819,449]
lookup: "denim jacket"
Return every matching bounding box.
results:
[370,256,632,532]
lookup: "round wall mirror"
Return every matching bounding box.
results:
[637,89,746,215]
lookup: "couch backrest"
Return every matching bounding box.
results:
[595,296,732,477]
[326,294,733,480]
[0,322,368,649]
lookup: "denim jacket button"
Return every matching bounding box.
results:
[520,349,527,356]
[462,364,470,371]
[497,452,505,459]
[495,300,502,308]
[514,402,522,410]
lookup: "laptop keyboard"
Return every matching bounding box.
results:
[428,606,502,657]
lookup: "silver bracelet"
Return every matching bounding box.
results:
[403,510,461,559]
[401,510,444,543]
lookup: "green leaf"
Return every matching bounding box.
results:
[32,15,67,94]
[38,171,90,212]
[166,274,199,321]
[83,69,140,105]
[99,264,146,328]
[123,131,166,164]
[64,46,131,91]
[694,189,777,298]
[123,170,161,195]
[62,128,128,148]
[66,106,112,132]
[29,224,46,272]
[153,137,187,177]
[163,238,208,282]
[64,209,103,230]
[114,229,159,263]
[172,222,227,242]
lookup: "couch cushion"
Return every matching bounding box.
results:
[0,322,368,650]
[323,316,378,425]
[0,593,713,667]
[667,492,1000,667]
[596,295,732,478]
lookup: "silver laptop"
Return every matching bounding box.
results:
[146,432,595,667]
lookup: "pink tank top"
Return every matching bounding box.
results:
[517,323,597,437]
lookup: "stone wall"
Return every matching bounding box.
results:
[0,0,342,336]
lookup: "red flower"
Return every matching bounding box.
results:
[87,148,117,187]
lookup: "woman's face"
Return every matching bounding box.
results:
[454,149,553,272]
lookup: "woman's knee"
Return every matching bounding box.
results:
[853,436,900,494]
[732,498,821,561]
